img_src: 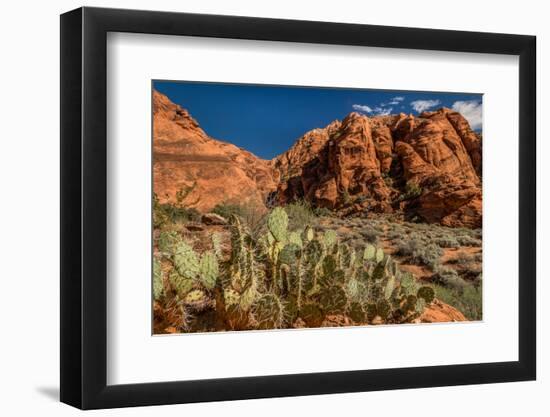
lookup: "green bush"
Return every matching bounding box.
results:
[153,193,201,228]
[435,235,460,248]
[359,226,379,243]
[396,239,442,269]
[284,200,317,231]
[212,202,266,233]
[433,282,482,321]
[404,181,423,199]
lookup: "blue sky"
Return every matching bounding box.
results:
[154,80,482,160]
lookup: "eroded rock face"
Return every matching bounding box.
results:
[274,113,394,213]
[273,108,482,228]
[153,91,276,212]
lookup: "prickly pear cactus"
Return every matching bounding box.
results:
[223,288,240,307]
[169,270,194,296]
[376,298,391,319]
[302,225,314,242]
[300,303,324,328]
[198,251,219,290]
[319,285,348,314]
[375,247,385,263]
[174,241,200,280]
[384,275,396,300]
[153,258,164,300]
[253,293,285,329]
[184,289,210,311]
[417,286,435,304]
[323,230,337,250]
[288,231,303,248]
[267,207,288,242]
[211,232,222,259]
[348,301,366,324]
[363,244,376,261]
[158,230,181,254]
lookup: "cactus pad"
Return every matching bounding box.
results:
[153,258,164,300]
[417,286,435,304]
[174,241,200,280]
[267,207,289,242]
[253,293,285,329]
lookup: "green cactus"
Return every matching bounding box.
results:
[371,261,386,281]
[288,231,303,248]
[304,239,323,266]
[366,303,378,322]
[300,303,324,328]
[223,288,240,307]
[322,255,337,278]
[319,285,348,314]
[253,293,285,329]
[363,244,376,261]
[399,272,417,296]
[348,301,366,324]
[302,225,314,242]
[158,230,181,254]
[173,241,200,280]
[415,297,427,315]
[184,289,210,311]
[417,286,435,304]
[198,252,219,290]
[375,247,385,263]
[267,207,288,242]
[376,298,391,319]
[169,270,194,296]
[323,229,337,250]
[279,243,301,266]
[211,232,222,259]
[339,243,353,270]
[153,258,164,300]
[384,275,396,300]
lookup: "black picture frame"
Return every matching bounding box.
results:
[60,6,536,410]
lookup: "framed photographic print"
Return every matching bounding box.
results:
[60,6,536,409]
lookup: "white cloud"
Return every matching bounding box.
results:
[388,96,405,105]
[352,104,373,113]
[452,100,483,130]
[410,99,441,112]
[352,102,394,116]
[373,106,393,116]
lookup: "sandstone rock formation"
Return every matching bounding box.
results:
[273,108,482,228]
[153,91,276,212]
[154,90,482,228]
[418,299,467,323]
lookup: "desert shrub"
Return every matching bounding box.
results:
[432,265,466,290]
[433,282,482,321]
[404,181,423,199]
[397,238,442,269]
[452,252,482,276]
[284,200,317,231]
[212,203,246,220]
[456,234,482,247]
[312,206,333,217]
[212,202,266,234]
[153,193,201,228]
[359,226,379,243]
[435,235,460,248]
